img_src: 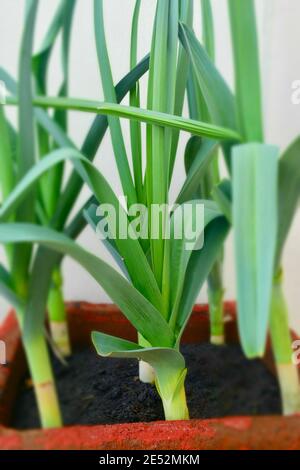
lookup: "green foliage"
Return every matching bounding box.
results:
[1,0,299,425]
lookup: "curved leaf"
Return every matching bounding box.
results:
[84,202,129,278]
[0,67,76,151]
[177,137,218,204]
[212,179,232,223]
[52,53,150,229]
[92,331,186,408]
[176,216,230,341]
[1,55,150,229]
[0,148,82,220]
[169,200,223,329]
[179,22,236,132]
[0,149,162,310]
[32,0,68,92]
[0,223,174,348]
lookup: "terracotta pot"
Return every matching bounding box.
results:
[0,302,299,450]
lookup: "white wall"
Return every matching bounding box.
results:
[0,0,300,331]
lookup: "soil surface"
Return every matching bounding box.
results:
[13,343,281,429]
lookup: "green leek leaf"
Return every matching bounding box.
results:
[12,0,39,297]
[177,138,218,204]
[176,216,230,341]
[6,96,241,142]
[228,0,264,142]
[179,22,236,131]
[233,143,278,358]
[94,0,137,207]
[0,223,174,348]
[0,149,162,310]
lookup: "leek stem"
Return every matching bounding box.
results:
[47,268,71,357]
[138,333,155,384]
[269,270,300,415]
[23,333,62,428]
[156,369,189,421]
[208,262,225,345]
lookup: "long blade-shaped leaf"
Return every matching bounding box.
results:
[176,216,230,341]
[94,0,137,207]
[0,107,15,266]
[32,0,67,92]
[53,0,76,131]
[129,0,143,203]
[17,0,38,181]
[92,332,186,406]
[12,0,39,296]
[0,223,174,347]
[212,179,232,223]
[179,22,236,132]
[0,108,15,202]
[52,54,150,229]
[1,54,150,226]
[146,0,178,287]
[168,0,193,181]
[233,143,278,358]
[228,0,263,142]
[200,0,221,189]
[0,67,76,150]
[40,0,76,218]
[84,202,129,278]
[169,200,223,329]
[176,138,218,204]
[0,149,83,220]
[0,149,162,310]
[6,96,241,142]
[201,0,215,61]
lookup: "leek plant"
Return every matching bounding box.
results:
[178,0,300,414]
[0,0,64,429]
[0,94,234,420]
[228,0,300,415]
[0,0,151,427]
[32,0,76,357]
[0,0,76,358]
[0,0,238,420]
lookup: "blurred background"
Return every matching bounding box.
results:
[0,0,300,331]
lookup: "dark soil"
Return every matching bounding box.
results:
[13,343,281,429]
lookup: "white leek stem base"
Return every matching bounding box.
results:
[210,334,225,346]
[50,321,71,357]
[139,360,155,384]
[35,381,63,429]
[277,364,300,415]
